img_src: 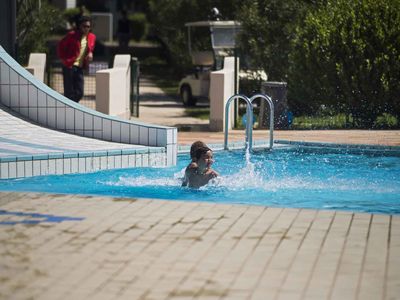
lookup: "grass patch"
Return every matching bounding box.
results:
[184,107,210,120]
[292,113,350,129]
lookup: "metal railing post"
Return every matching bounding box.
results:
[224,94,253,151]
[250,94,274,149]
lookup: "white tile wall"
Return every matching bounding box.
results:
[140,127,149,145]
[19,85,28,107]
[57,107,66,130]
[121,155,129,168]
[128,154,136,167]
[63,158,71,174]
[71,158,78,173]
[114,156,121,168]
[130,125,139,144]
[78,157,86,173]
[1,63,10,84]
[56,159,63,175]
[149,128,157,146]
[84,114,93,131]
[10,85,19,108]
[121,123,130,143]
[47,108,56,128]
[1,162,8,179]
[19,107,29,118]
[28,107,38,121]
[47,96,56,107]
[33,161,41,176]
[48,159,56,174]
[107,156,115,169]
[93,157,100,171]
[100,156,108,170]
[0,85,10,106]
[135,154,142,167]
[75,110,84,130]
[103,119,112,141]
[38,90,46,107]
[28,85,38,106]
[19,75,28,85]
[10,69,19,84]
[111,121,121,142]
[65,107,75,129]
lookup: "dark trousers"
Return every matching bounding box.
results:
[62,66,84,102]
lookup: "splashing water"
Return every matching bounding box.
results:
[0,148,399,214]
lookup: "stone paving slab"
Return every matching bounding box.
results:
[0,192,399,300]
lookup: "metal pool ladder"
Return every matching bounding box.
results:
[224,93,274,151]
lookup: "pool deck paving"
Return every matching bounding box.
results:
[1,77,400,299]
[1,128,400,300]
[1,191,399,300]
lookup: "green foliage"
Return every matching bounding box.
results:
[237,0,321,81]
[147,0,241,72]
[128,13,149,41]
[374,113,398,129]
[17,0,63,64]
[63,6,90,28]
[289,0,400,127]
[292,114,351,129]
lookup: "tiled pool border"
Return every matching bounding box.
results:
[0,147,166,179]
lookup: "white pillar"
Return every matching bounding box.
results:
[25,53,46,82]
[209,56,237,132]
[95,54,131,119]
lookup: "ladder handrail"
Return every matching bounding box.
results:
[224,94,253,151]
[250,94,274,149]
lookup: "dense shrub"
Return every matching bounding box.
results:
[16,0,63,64]
[128,13,149,41]
[236,0,316,81]
[289,0,400,127]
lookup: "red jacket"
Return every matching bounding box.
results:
[57,31,96,68]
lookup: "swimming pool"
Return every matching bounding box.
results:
[0,146,399,214]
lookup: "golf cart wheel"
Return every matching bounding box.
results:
[181,85,197,106]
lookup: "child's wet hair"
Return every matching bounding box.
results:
[190,141,207,160]
[194,146,212,160]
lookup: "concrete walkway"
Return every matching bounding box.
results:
[0,192,399,300]
[131,77,208,130]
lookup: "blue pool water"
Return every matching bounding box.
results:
[0,147,399,214]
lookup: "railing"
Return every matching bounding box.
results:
[224,93,275,151]
[250,94,274,149]
[224,94,253,151]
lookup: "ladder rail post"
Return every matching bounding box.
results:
[224,94,253,151]
[250,94,275,149]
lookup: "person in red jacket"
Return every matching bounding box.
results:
[57,16,96,103]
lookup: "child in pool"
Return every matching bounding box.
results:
[182,143,219,188]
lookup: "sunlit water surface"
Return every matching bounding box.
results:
[1,148,399,214]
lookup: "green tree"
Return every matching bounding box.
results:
[289,0,400,126]
[17,0,63,64]
[147,0,241,73]
[236,0,321,81]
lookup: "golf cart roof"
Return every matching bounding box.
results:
[185,20,241,28]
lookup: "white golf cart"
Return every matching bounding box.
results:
[178,20,241,106]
